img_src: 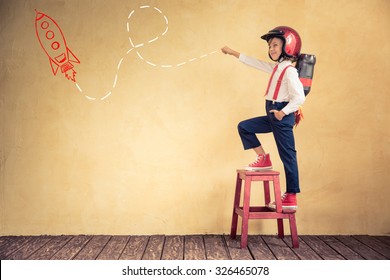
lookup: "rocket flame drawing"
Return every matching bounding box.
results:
[35,9,80,82]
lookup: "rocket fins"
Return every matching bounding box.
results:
[49,58,60,76]
[67,47,80,64]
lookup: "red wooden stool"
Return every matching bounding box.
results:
[230,169,299,248]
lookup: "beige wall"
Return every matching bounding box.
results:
[1,0,389,236]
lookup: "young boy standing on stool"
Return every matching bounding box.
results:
[221,26,305,210]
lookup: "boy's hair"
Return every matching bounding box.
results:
[280,55,297,62]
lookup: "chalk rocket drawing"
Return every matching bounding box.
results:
[35,6,216,101]
[35,9,80,82]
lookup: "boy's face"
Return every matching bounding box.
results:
[268,37,283,61]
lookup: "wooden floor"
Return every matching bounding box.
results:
[1,235,389,260]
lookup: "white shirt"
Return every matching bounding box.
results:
[239,53,305,115]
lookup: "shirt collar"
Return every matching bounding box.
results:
[277,60,293,67]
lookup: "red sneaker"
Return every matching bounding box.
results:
[245,154,272,170]
[269,193,297,210]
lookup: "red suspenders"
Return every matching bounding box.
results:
[267,64,304,127]
[272,65,294,101]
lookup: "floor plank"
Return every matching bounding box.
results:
[73,235,111,260]
[28,235,73,260]
[204,235,229,260]
[184,235,206,260]
[119,236,149,260]
[142,235,165,260]
[161,235,184,260]
[374,236,390,247]
[336,236,388,260]
[284,237,322,260]
[0,236,33,259]
[96,235,130,260]
[318,236,364,260]
[353,235,390,259]
[300,235,344,260]
[7,236,52,260]
[247,235,276,260]
[50,235,92,260]
[224,235,253,260]
[262,235,299,260]
[0,236,15,249]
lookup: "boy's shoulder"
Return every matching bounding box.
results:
[279,62,297,73]
[280,63,300,80]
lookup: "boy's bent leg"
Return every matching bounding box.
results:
[237,116,272,150]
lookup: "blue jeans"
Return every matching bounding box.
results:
[238,100,300,193]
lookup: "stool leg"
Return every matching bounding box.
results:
[263,181,271,206]
[277,219,284,239]
[273,174,285,239]
[289,214,299,248]
[273,175,283,213]
[230,173,242,239]
[240,177,252,248]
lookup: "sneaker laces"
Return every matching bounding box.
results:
[249,154,264,166]
[271,193,287,206]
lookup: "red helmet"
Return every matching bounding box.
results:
[261,26,302,61]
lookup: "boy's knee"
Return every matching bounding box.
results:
[237,121,246,132]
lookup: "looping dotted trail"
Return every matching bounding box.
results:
[76,5,217,101]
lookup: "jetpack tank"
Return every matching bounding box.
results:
[295,54,316,96]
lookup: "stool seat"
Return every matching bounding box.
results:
[230,169,299,248]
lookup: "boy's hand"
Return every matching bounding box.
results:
[221,46,240,58]
[221,46,232,54]
[269,110,286,121]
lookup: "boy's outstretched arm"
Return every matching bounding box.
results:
[221,46,240,58]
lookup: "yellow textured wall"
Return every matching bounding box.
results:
[1,0,389,235]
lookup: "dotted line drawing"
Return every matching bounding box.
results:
[75,5,218,101]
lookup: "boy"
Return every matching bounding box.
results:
[221,26,305,209]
